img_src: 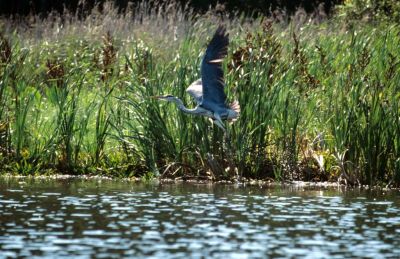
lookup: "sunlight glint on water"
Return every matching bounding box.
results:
[0,177,399,258]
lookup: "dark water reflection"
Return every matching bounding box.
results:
[0,177,399,258]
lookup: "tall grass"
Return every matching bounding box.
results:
[0,2,399,186]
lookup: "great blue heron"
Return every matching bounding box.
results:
[153,25,240,132]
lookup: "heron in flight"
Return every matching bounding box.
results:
[152,25,240,132]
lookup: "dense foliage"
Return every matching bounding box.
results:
[0,3,399,186]
[336,0,400,23]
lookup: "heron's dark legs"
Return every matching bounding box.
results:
[213,114,226,133]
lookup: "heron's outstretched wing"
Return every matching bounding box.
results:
[186,79,203,105]
[201,25,229,110]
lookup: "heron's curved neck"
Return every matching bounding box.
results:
[169,97,200,114]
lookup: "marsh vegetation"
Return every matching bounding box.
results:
[0,1,399,186]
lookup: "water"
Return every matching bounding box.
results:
[0,177,399,258]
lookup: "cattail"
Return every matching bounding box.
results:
[101,31,117,81]
[46,59,65,88]
[0,33,12,65]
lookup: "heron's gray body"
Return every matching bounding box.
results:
[186,79,239,121]
[156,26,240,131]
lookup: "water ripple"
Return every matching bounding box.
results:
[0,178,399,258]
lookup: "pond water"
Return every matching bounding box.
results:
[0,177,399,258]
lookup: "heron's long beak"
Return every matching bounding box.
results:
[150,95,170,101]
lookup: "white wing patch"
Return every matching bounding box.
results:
[208,59,223,64]
[186,79,203,105]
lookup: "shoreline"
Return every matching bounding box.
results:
[1,173,398,191]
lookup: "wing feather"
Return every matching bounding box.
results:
[186,79,203,105]
[200,25,229,111]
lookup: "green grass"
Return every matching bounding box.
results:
[0,4,399,186]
